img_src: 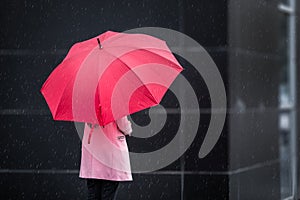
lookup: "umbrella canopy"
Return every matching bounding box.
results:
[40,31,183,126]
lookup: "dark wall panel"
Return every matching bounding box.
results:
[184,0,228,47]
[0,0,182,50]
[0,0,230,199]
[229,163,280,200]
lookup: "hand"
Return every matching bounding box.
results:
[117,125,131,136]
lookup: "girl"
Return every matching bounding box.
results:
[79,116,133,200]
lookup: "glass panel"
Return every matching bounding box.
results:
[278,0,296,199]
[279,111,293,198]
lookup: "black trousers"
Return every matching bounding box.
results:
[86,178,120,200]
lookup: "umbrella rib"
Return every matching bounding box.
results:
[103,34,181,67]
[104,50,159,104]
[105,46,183,71]
[52,53,91,118]
[141,48,183,70]
[61,49,91,64]
[53,74,75,119]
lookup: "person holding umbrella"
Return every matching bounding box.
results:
[79,116,133,200]
[40,30,183,200]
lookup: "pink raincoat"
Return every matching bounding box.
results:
[79,116,133,181]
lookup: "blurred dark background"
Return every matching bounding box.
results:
[0,0,300,199]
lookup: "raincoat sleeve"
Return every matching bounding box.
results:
[116,116,132,136]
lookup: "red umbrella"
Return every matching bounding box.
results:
[40,31,183,127]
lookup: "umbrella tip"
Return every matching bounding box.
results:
[97,38,103,49]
